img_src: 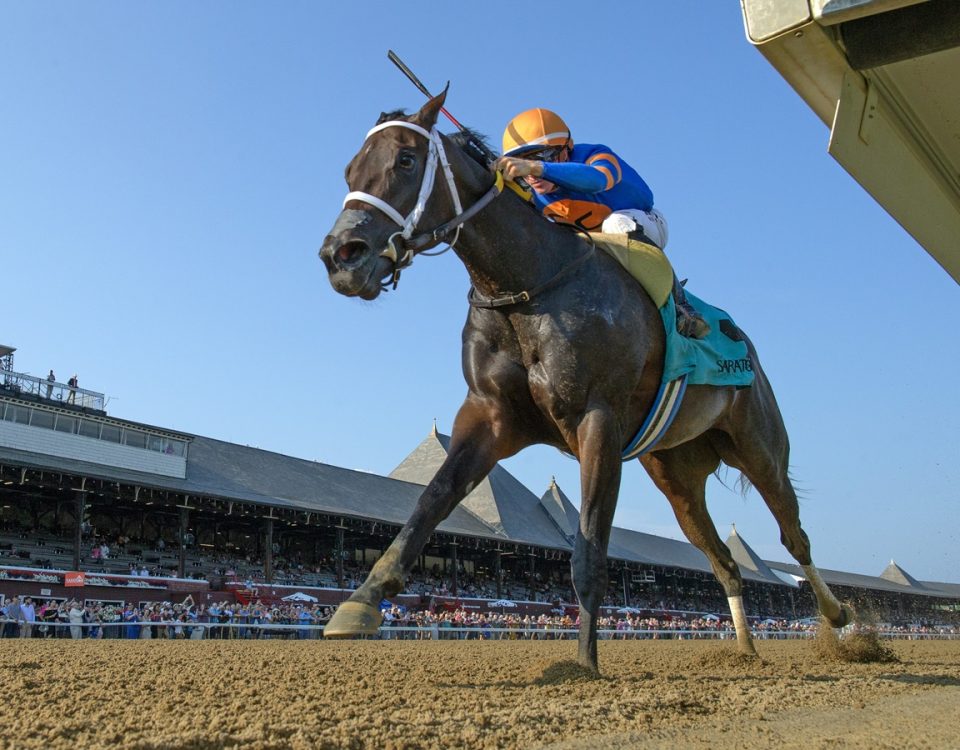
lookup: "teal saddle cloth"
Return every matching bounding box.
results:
[660,291,755,388]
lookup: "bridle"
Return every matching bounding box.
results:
[342,119,509,290]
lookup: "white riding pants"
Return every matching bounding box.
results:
[601,208,669,250]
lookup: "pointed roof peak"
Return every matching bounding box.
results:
[880,560,925,589]
[539,480,579,541]
[730,522,738,536]
[724,526,781,585]
[430,419,438,437]
[389,428,564,547]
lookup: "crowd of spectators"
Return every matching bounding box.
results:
[342,606,960,641]
[0,595,336,640]
[3,595,959,642]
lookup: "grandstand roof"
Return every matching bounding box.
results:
[607,523,784,585]
[0,436,500,541]
[763,560,956,599]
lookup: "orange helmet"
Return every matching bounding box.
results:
[502,108,572,157]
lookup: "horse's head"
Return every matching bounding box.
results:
[319,91,457,300]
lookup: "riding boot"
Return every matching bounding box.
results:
[672,274,711,339]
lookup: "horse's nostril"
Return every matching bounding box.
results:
[337,241,368,266]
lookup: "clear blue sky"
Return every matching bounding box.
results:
[2,3,957,583]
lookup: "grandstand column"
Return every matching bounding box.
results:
[264,517,274,584]
[528,550,536,602]
[450,540,459,597]
[335,522,346,589]
[178,505,189,579]
[622,565,630,608]
[72,488,86,570]
[495,550,503,599]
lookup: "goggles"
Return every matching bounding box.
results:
[518,145,565,162]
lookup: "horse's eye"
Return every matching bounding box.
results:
[397,152,416,170]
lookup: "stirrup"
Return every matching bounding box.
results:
[676,308,712,339]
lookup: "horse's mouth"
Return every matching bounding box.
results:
[323,240,392,300]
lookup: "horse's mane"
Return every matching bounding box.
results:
[376,109,408,124]
[375,109,496,169]
[449,128,496,168]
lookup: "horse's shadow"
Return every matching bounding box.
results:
[436,660,616,689]
[880,673,960,687]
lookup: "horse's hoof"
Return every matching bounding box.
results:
[576,660,600,678]
[826,603,854,629]
[323,602,383,638]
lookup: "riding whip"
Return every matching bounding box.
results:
[387,50,498,167]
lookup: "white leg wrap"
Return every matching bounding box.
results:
[802,564,842,620]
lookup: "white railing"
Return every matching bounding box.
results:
[3,619,958,641]
[0,370,104,411]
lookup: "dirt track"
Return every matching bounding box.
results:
[1,638,958,749]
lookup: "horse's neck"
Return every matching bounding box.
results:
[453,194,587,298]
[434,140,585,297]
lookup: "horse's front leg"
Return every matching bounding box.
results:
[324,396,521,637]
[571,406,623,673]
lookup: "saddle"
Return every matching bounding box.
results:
[589,232,673,308]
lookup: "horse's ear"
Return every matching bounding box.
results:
[415,83,448,129]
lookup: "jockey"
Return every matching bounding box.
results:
[498,107,710,339]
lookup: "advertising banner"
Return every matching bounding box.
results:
[64,572,86,587]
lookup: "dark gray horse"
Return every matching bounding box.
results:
[319,92,850,672]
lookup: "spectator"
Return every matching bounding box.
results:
[46,370,56,399]
[39,601,58,638]
[19,597,36,638]
[66,374,78,405]
[86,605,102,640]
[56,603,70,638]
[122,605,140,640]
[2,596,21,638]
[68,600,85,639]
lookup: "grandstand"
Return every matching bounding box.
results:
[1,349,957,624]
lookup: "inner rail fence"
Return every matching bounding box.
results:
[3,619,958,641]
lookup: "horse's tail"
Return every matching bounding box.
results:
[713,466,754,498]
[735,471,754,498]
[717,467,804,501]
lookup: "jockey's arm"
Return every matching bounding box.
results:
[541,157,620,193]
[497,155,621,193]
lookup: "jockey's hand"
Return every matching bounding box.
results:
[496,156,544,181]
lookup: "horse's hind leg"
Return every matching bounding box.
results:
[714,373,851,628]
[641,438,758,656]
